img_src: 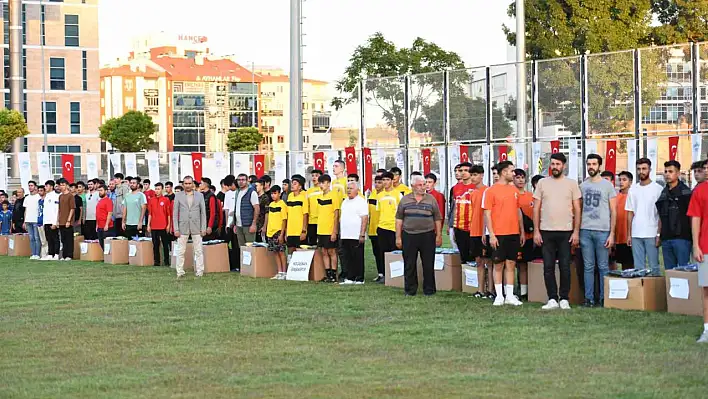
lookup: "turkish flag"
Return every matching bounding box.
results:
[550,140,560,155]
[669,136,679,161]
[313,152,325,172]
[605,140,617,174]
[191,152,203,182]
[459,145,469,163]
[498,145,508,162]
[344,146,357,174]
[422,148,431,175]
[363,148,372,192]
[254,154,265,177]
[61,154,74,183]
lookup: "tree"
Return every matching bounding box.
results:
[226,127,263,152]
[413,96,513,142]
[332,33,467,144]
[99,111,156,152]
[0,109,29,151]
[649,0,708,44]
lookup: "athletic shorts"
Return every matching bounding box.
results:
[267,232,286,252]
[307,224,318,246]
[491,234,521,263]
[470,236,484,259]
[698,258,708,287]
[317,234,338,249]
[615,243,633,268]
[286,236,301,249]
[516,239,538,262]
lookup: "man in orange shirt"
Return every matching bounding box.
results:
[614,171,634,269]
[483,161,525,306]
[147,183,172,267]
[468,165,491,299]
[513,169,535,300]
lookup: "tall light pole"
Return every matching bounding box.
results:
[9,0,23,153]
[516,0,526,141]
[289,0,303,169]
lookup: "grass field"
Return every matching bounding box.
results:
[2,246,708,399]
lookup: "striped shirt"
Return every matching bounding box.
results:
[395,193,442,234]
[452,182,475,231]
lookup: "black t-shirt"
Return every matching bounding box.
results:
[217,191,225,203]
[12,196,24,225]
[74,195,83,222]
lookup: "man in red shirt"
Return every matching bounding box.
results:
[687,173,708,343]
[95,183,114,250]
[147,182,172,267]
[425,173,445,226]
[452,162,475,264]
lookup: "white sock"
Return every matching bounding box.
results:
[505,284,515,298]
[495,284,503,298]
[521,284,528,296]
[704,323,708,332]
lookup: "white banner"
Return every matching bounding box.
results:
[295,153,306,177]
[17,152,31,191]
[585,139,598,157]
[395,149,405,170]
[532,142,542,175]
[568,139,578,180]
[168,153,179,183]
[85,154,99,181]
[274,152,287,183]
[646,138,658,174]
[482,144,490,186]
[692,133,703,164]
[0,153,7,190]
[514,143,526,170]
[214,152,229,179]
[180,154,193,179]
[627,139,637,173]
[286,250,315,281]
[124,153,137,177]
[146,152,160,186]
[376,148,386,169]
[412,151,421,173]
[232,153,250,176]
[109,153,122,174]
[325,150,338,174]
[37,152,51,184]
[436,145,446,192]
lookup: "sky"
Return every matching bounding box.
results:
[98,0,515,81]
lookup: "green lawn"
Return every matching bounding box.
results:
[1,248,708,399]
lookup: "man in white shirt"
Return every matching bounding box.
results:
[626,158,664,275]
[22,181,41,259]
[42,180,62,261]
[84,179,100,240]
[339,182,369,285]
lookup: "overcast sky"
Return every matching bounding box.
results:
[99,0,515,81]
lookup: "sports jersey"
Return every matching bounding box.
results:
[332,177,348,201]
[469,185,487,237]
[393,183,412,198]
[306,186,323,224]
[376,189,400,232]
[286,191,309,237]
[266,199,288,237]
[452,182,475,231]
[316,190,342,235]
[367,190,382,236]
[517,190,534,240]
[615,192,629,244]
[482,183,521,236]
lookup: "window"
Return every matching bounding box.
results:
[42,102,57,134]
[21,4,25,45]
[47,146,82,178]
[125,97,134,110]
[125,79,133,91]
[65,15,79,47]
[147,97,158,107]
[277,136,284,144]
[40,5,46,45]
[82,51,87,90]
[50,58,65,90]
[2,5,7,45]
[70,102,80,134]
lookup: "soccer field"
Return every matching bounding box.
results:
[1,253,708,398]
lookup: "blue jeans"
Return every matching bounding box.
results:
[580,229,610,303]
[662,239,692,270]
[26,222,41,257]
[631,237,660,275]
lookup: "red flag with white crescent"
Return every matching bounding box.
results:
[550,140,560,155]
[459,145,469,163]
[61,154,74,183]
[363,148,372,192]
[313,152,325,172]
[254,154,265,177]
[669,136,679,161]
[498,145,508,162]
[191,152,203,182]
[605,140,617,174]
[422,148,431,175]
[344,146,357,174]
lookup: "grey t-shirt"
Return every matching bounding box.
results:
[580,178,617,231]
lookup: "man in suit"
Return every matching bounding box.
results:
[172,176,207,278]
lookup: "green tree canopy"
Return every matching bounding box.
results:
[99,111,156,152]
[226,127,263,152]
[0,109,29,151]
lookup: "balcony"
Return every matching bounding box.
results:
[261,110,284,117]
[312,111,331,133]
[260,126,275,133]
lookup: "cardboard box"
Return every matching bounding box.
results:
[103,239,129,265]
[171,241,194,270]
[8,234,30,257]
[79,241,103,262]
[665,270,704,316]
[604,276,667,312]
[434,253,462,291]
[0,235,8,255]
[385,252,422,288]
[203,243,230,273]
[528,260,584,305]
[240,246,277,278]
[462,264,484,294]
[128,241,154,267]
[72,235,84,259]
[308,249,327,281]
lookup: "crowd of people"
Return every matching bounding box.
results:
[2,154,708,342]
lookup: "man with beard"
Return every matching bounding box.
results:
[533,152,581,310]
[579,154,617,307]
[657,160,693,270]
[122,177,147,238]
[95,183,114,249]
[11,187,25,233]
[626,158,663,276]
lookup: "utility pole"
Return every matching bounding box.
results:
[289,0,303,169]
[9,0,23,153]
[516,0,526,141]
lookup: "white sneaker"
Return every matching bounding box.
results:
[559,299,571,310]
[52,255,59,261]
[29,255,37,260]
[41,255,52,261]
[697,331,708,343]
[278,273,287,280]
[542,299,560,310]
[505,295,523,306]
[354,281,364,285]
[340,279,355,285]
[64,258,72,261]
[271,274,280,280]
[493,296,505,306]
[281,273,287,281]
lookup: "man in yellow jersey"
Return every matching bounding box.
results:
[264,185,288,280]
[306,169,323,246]
[316,174,342,282]
[376,171,400,280]
[286,174,309,254]
[369,175,384,283]
[390,167,412,198]
[332,160,348,198]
